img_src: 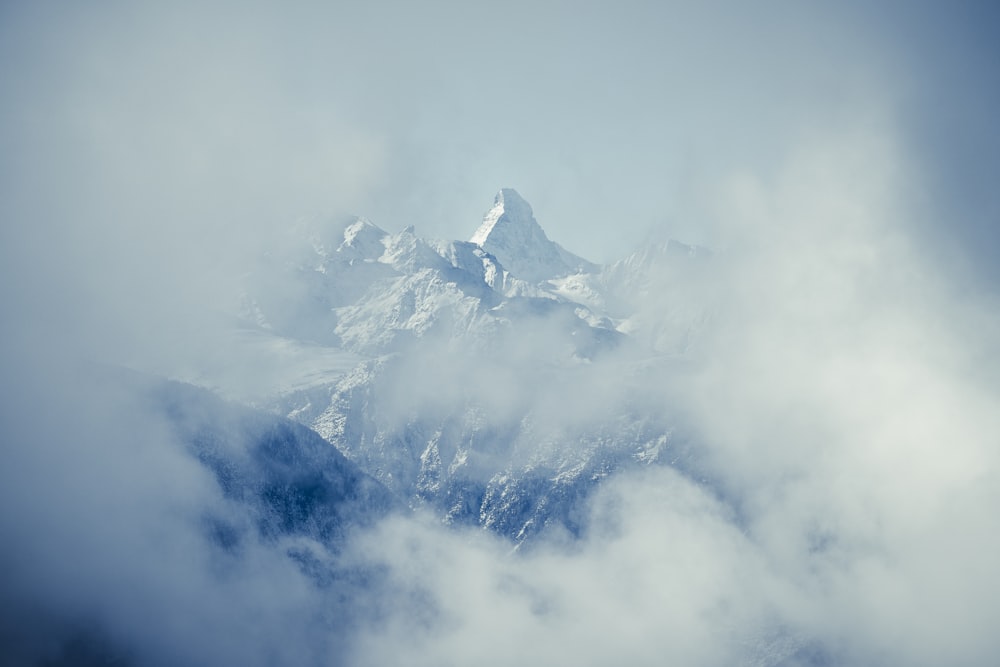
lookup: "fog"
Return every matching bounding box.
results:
[3,1,1000,666]
[332,124,1000,666]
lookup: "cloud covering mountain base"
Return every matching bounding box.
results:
[3,2,1000,664]
[2,121,999,666]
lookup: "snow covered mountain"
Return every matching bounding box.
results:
[232,189,709,544]
[470,188,598,283]
[241,189,623,359]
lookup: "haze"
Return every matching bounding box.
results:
[2,2,999,666]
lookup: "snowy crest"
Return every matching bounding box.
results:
[470,188,596,283]
[470,188,536,246]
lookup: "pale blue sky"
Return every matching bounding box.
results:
[1,1,997,275]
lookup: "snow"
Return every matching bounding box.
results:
[469,188,598,283]
[236,187,708,541]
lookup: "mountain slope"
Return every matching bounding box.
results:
[470,188,598,283]
[151,377,398,548]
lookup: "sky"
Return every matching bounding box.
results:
[2,2,1000,666]
[1,1,998,268]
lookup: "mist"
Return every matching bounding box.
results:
[3,1,1000,666]
[325,121,1000,667]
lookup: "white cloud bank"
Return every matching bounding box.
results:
[338,124,1000,667]
[2,2,999,666]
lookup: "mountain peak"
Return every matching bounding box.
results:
[469,189,596,283]
[470,188,535,246]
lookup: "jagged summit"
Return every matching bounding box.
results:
[470,188,596,283]
[470,188,535,246]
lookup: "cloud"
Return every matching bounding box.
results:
[335,119,1000,667]
[2,2,998,666]
[0,1,390,377]
[0,357,341,665]
[343,469,781,667]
